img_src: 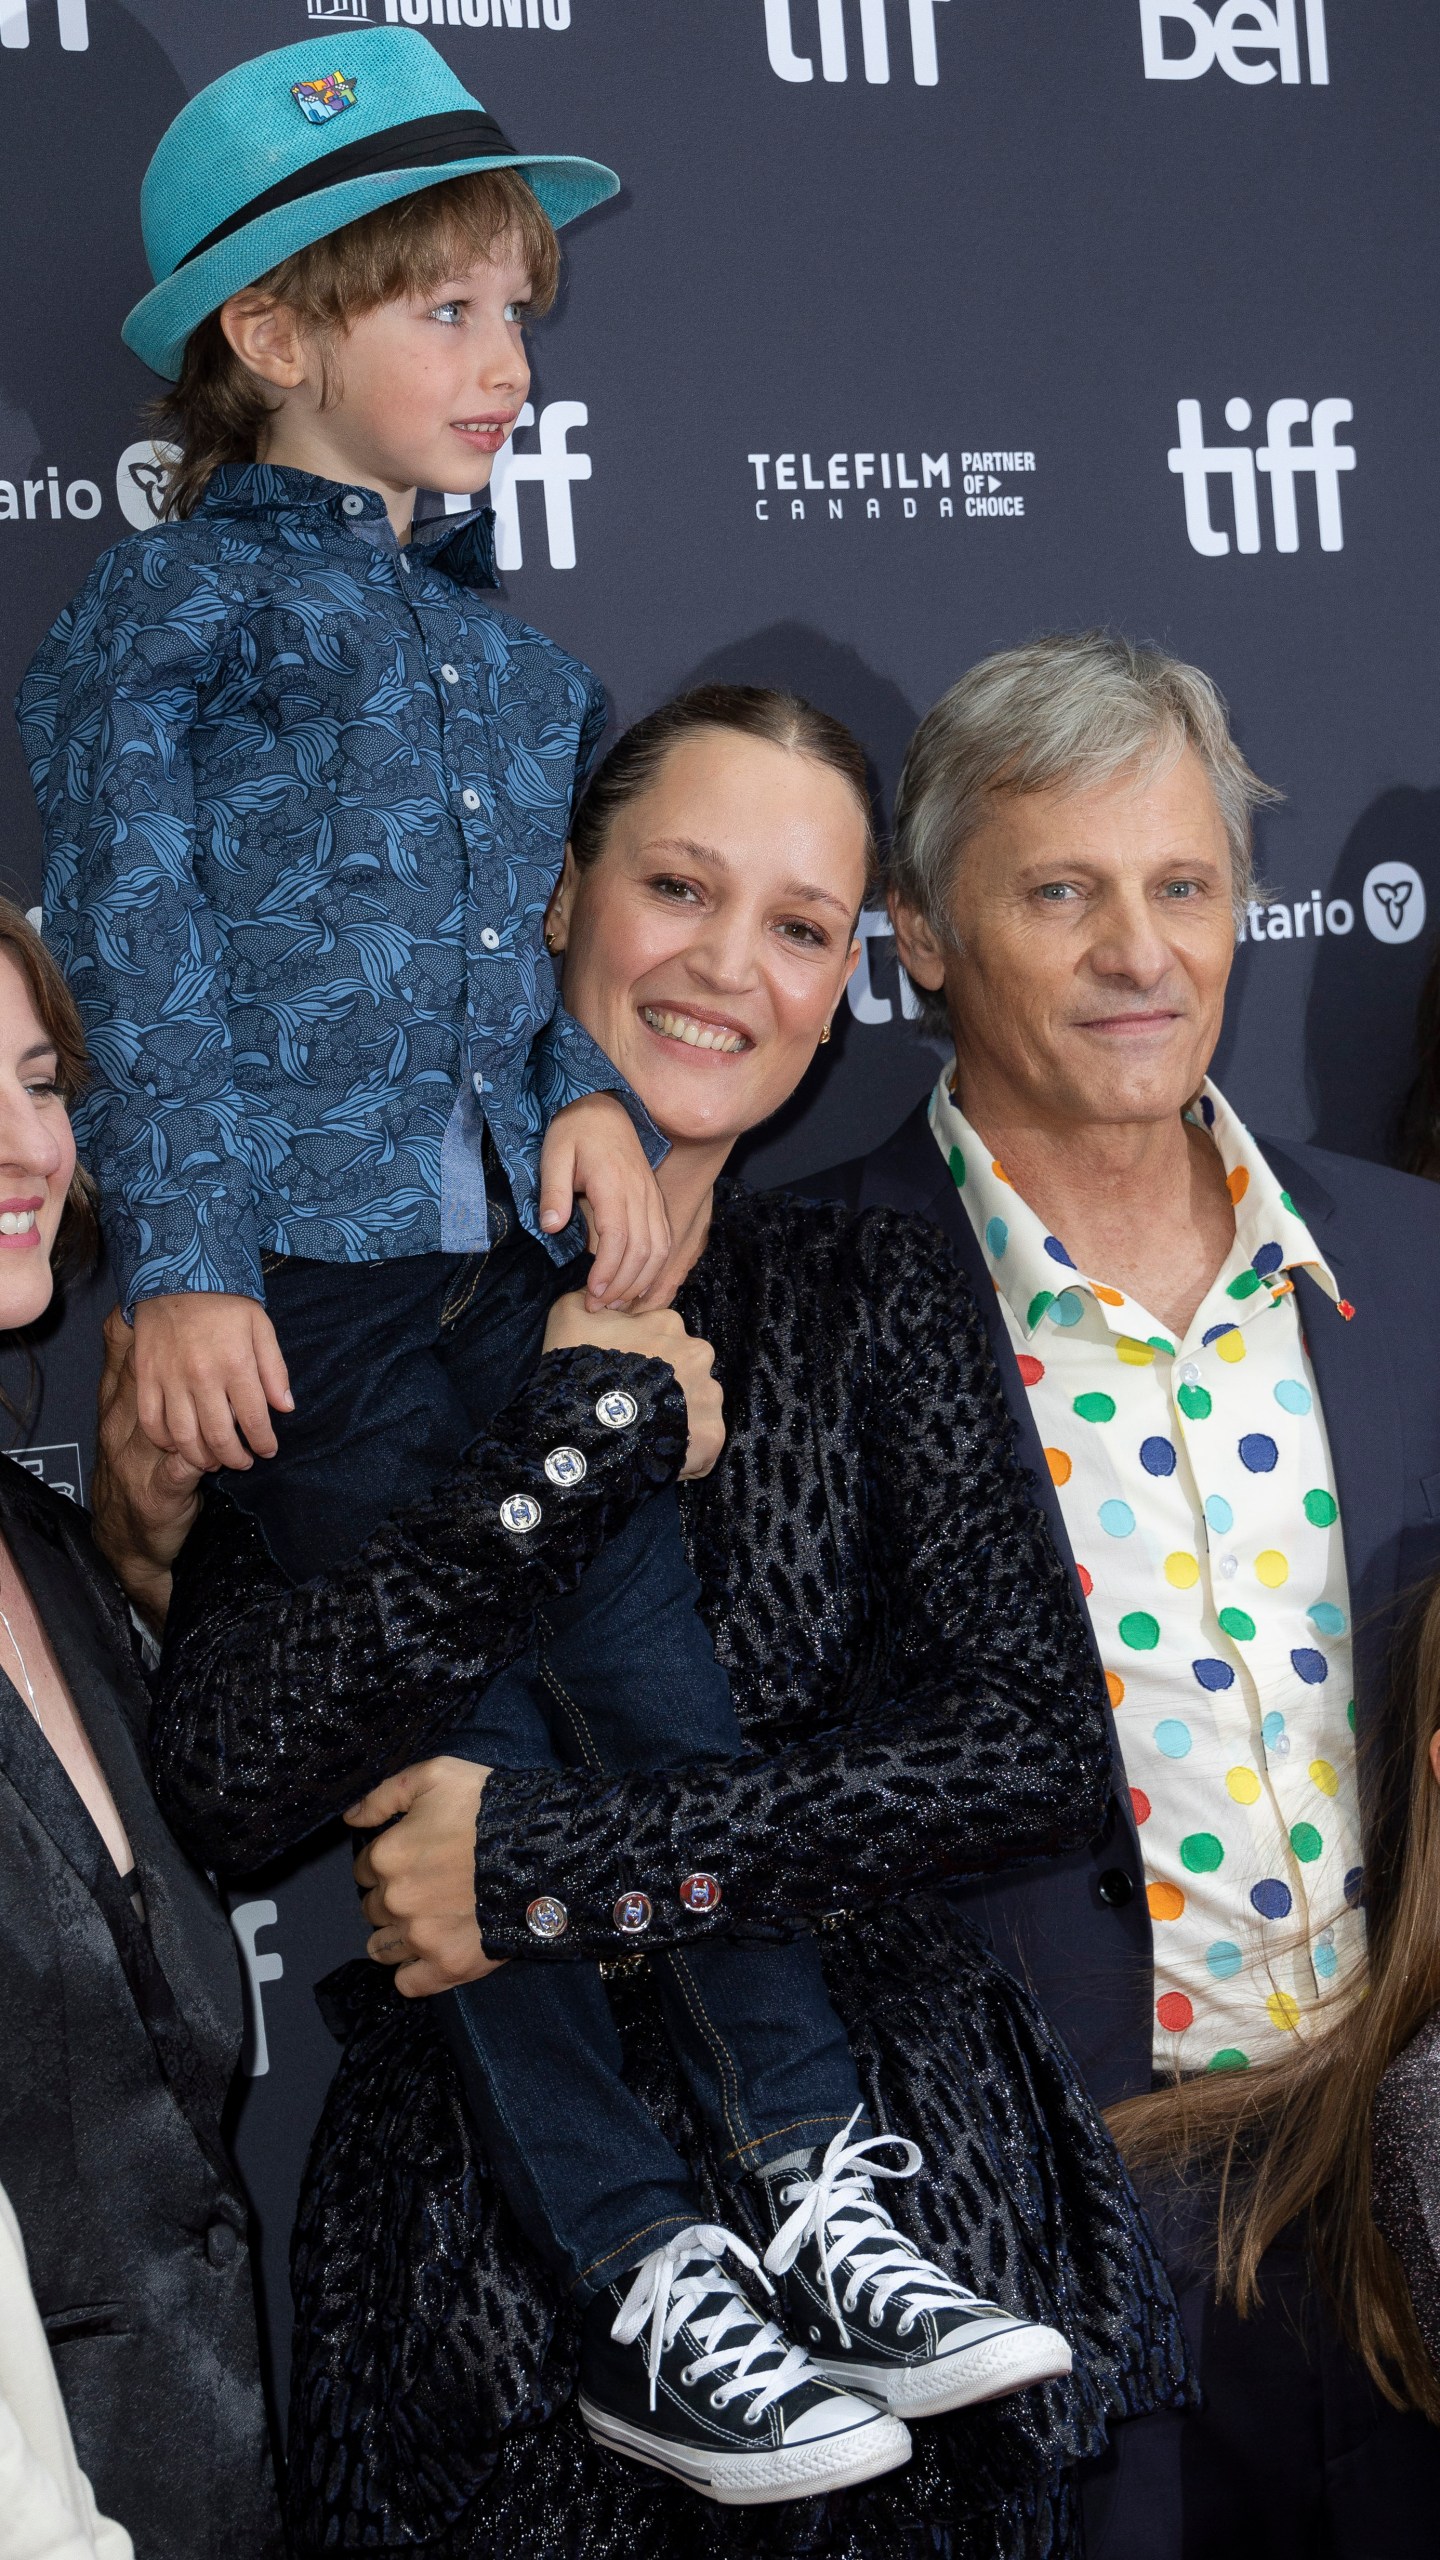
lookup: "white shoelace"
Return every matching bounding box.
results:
[611,2223,818,2416]
[763,2108,989,2350]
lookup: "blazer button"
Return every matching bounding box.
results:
[206,2221,238,2268]
[499,1494,542,1534]
[613,1892,652,1934]
[596,1390,638,1431]
[526,1896,568,1941]
[1097,1868,1136,1909]
[679,1873,722,1915]
[544,1446,587,1488]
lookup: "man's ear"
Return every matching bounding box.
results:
[545,846,578,953]
[219,289,309,391]
[889,894,949,993]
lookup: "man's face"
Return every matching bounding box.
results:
[892,745,1236,1131]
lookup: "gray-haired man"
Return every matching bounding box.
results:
[824,631,1440,2554]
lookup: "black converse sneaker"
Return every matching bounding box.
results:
[578,2223,911,2505]
[759,2114,1074,2419]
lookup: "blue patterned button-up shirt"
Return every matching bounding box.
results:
[16,463,653,1315]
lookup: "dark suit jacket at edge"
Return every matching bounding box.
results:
[0,1453,282,2560]
[817,1102,1440,2110]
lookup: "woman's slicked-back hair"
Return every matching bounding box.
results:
[891,629,1280,1031]
[0,899,97,1273]
[569,684,878,899]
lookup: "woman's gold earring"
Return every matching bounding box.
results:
[819,1022,832,1045]
[544,930,561,954]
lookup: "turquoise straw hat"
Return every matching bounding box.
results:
[123,27,619,380]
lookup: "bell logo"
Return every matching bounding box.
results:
[1140,0,1328,84]
[1169,397,1355,556]
[766,0,951,86]
[0,0,88,48]
[1362,862,1427,946]
[489,400,591,571]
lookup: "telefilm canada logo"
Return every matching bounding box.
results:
[0,0,87,50]
[1140,0,1328,84]
[765,0,952,86]
[747,444,1037,526]
[304,0,574,29]
[1169,398,1355,557]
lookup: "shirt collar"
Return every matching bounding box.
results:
[196,462,498,588]
[929,1067,1347,1346]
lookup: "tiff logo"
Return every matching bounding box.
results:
[231,1902,284,2078]
[0,0,87,47]
[1141,0,1328,84]
[766,0,951,86]
[375,1,572,25]
[487,399,590,570]
[1169,398,1355,556]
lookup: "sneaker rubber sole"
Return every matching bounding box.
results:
[813,2321,1073,2418]
[577,2395,912,2504]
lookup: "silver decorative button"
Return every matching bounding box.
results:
[440,662,460,684]
[480,926,501,951]
[613,1892,652,1935]
[1177,1361,1201,1387]
[679,1872,722,1915]
[596,1389,639,1431]
[341,492,365,516]
[462,788,481,812]
[1218,1552,1238,1579]
[526,1896,568,1941]
[544,1446,587,1488]
[499,1493,542,1535]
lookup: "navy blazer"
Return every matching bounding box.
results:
[818,1102,1440,2107]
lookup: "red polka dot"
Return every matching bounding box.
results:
[1131,1787,1151,1825]
[1338,1300,1355,1322]
[1018,1354,1045,1385]
[1156,1992,1194,2034]
[1076,1563,1094,1597]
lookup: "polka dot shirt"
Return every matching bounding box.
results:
[930,1072,1364,2077]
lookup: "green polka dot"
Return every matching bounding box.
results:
[1280,1190,1297,1215]
[1208,2048,1250,2073]
[948,1145,966,1188]
[1147,1336,1176,1356]
[1027,1290,1055,1328]
[1119,1611,1161,1652]
[1181,1832,1225,1873]
[1177,1383,1212,1420]
[1227,1269,1263,1300]
[1346,1698,1356,1731]
[1219,1607,1256,1642]
[1290,1821,1323,1863]
[1304,1489,1339,1528]
[1074,1392,1116,1423]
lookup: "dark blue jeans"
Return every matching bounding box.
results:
[223,1198,865,2300]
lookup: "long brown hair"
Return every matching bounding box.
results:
[1109,1581,1440,2417]
[0,900,98,1274]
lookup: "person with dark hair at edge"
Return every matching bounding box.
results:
[820,629,1440,2555]
[18,39,1084,2501]
[0,903,282,2560]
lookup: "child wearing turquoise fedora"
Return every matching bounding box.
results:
[18,27,1067,2506]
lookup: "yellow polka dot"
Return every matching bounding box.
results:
[1092,1283,1125,1307]
[1255,1550,1289,1588]
[1164,1551,1200,1589]
[991,1158,1012,1186]
[1148,1882,1186,1922]
[1266,1990,1301,2033]
[1227,1166,1250,1206]
[1309,1758,1339,1798]
[1105,1670,1125,1709]
[1116,1336,1156,1367]
[1216,1330,1247,1364]
[1045,1447,1073,1487]
[1226,1766,1262,1805]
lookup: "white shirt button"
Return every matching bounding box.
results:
[461,789,481,812]
[479,926,500,951]
[440,662,460,684]
[499,1494,542,1535]
[341,493,365,516]
[1177,1361,1201,1387]
[544,1446,588,1488]
[398,553,411,572]
[596,1389,639,1431]
[1217,1552,1239,1579]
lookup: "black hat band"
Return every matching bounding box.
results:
[177,108,520,269]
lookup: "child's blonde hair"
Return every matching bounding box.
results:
[154,168,559,520]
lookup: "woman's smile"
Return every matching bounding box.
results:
[638,1003,752,1057]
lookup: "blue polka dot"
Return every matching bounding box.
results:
[1344,1866,1364,1908]
[1314,1941,1339,1981]
[1204,1494,1234,1534]
[1206,1940,1243,1981]
[1140,1435,1177,1477]
[1239,1433,1278,1473]
[1154,1719,1193,1759]
[1202,1323,1238,1348]
[1307,1602,1345,1636]
[1192,1657,1235,1692]
[1200,1097,1216,1126]
[1044,1235,1076,1267]
[1251,1877,1293,1921]
[1291,1647,1328,1685]
[1262,1711,1287,1750]
[1274,1378,1312,1415]
[984,1216,1009,1258]
[1252,1241,1284,1277]
[1049,1289,1084,1327]
[1099,1499,1136,1538]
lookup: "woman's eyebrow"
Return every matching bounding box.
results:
[17,1042,57,1067]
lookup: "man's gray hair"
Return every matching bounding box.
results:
[890,630,1279,1031]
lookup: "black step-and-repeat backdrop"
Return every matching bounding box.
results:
[3,0,1439,2405]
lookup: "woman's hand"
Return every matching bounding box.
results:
[91,1308,205,1631]
[542,1293,725,1478]
[346,1757,503,1996]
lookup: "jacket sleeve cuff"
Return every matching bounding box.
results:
[108,1191,268,1319]
[473,1759,747,1962]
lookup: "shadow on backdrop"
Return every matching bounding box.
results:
[1304,790,1440,1166]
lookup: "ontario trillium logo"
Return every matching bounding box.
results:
[116,441,180,531]
[1362,862,1427,946]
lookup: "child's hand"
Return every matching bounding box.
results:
[538,1093,671,1309]
[131,1291,294,1476]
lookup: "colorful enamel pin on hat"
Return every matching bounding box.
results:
[123,26,618,381]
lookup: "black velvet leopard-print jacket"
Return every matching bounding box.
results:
[155,1192,1193,2560]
